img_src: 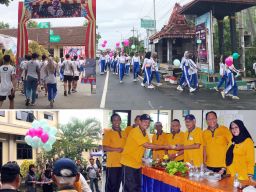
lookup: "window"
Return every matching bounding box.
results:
[0,111,5,117]
[112,110,131,130]
[44,113,53,120]
[16,111,34,122]
[17,143,32,159]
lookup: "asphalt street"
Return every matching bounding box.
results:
[97,71,256,110]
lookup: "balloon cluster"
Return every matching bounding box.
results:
[102,40,108,48]
[225,52,240,67]
[25,120,57,152]
[123,39,130,47]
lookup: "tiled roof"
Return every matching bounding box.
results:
[0,26,87,47]
[149,3,195,42]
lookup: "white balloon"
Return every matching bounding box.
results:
[49,127,57,136]
[47,136,56,145]
[25,135,33,145]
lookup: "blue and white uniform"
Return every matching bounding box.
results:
[179,57,191,88]
[118,55,126,81]
[142,58,153,86]
[216,62,227,89]
[188,59,198,89]
[105,54,111,71]
[125,56,131,75]
[132,56,140,80]
[112,56,118,75]
[223,65,238,96]
[99,55,106,74]
[150,58,160,83]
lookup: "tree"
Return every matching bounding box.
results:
[26,20,38,28]
[96,25,101,48]
[42,118,102,165]
[28,41,49,58]
[0,21,9,29]
[0,0,13,6]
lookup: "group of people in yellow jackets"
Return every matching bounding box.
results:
[103,111,255,192]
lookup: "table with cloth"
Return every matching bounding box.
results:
[142,167,253,192]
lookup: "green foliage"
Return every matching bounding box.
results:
[0,21,10,29]
[165,161,188,176]
[26,20,38,28]
[28,41,49,59]
[20,160,35,178]
[0,0,13,6]
[42,118,101,163]
[122,36,144,55]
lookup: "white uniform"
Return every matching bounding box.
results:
[151,58,159,71]
[0,65,16,96]
[20,60,27,79]
[40,60,48,80]
[62,60,73,76]
[26,60,40,79]
[72,60,80,77]
[219,62,225,76]
[132,56,140,65]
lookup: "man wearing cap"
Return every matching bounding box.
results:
[152,122,168,160]
[86,158,100,192]
[175,114,203,167]
[166,119,184,161]
[103,113,125,192]
[120,114,175,192]
[124,115,141,137]
[0,162,22,192]
[203,111,231,175]
[52,158,80,192]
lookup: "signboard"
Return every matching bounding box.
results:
[141,19,156,29]
[38,22,49,28]
[50,35,61,43]
[195,11,214,74]
[63,46,86,59]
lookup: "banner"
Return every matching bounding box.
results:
[195,11,214,74]
[63,46,85,59]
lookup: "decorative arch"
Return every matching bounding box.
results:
[17,0,96,63]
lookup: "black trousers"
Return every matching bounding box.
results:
[122,165,141,192]
[105,167,122,192]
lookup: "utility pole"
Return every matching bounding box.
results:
[131,26,136,49]
[239,11,246,77]
[48,22,51,53]
[153,0,156,32]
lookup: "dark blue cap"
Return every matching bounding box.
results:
[53,158,78,177]
[140,114,153,121]
[185,114,196,121]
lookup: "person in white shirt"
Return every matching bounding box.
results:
[141,52,154,89]
[150,52,162,86]
[112,53,119,75]
[45,58,57,108]
[25,53,40,106]
[0,55,16,109]
[105,53,111,72]
[62,54,74,96]
[20,55,30,96]
[39,55,48,96]
[99,52,106,75]
[118,52,126,83]
[72,55,80,93]
[214,55,227,92]
[132,52,141,81]
[86,158,100,192]
[125,54,131,76]
[187,53,199,90]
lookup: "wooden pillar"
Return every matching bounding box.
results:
[158,39,163,63]
[167,39,173,64]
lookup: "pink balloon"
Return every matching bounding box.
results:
[102,43,106,48]
[225,56,233,67]
[109,53,113,57]
[103,40,107,44]
[28,129,36,137]
[116,42,120,47]
[41,133,49,143]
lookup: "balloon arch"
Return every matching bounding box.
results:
[17,0,96,63]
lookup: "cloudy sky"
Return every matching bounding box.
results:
[59,110,103,126]
[0,0,85,28]
[97,0,192,49]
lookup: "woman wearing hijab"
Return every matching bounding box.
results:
[226,120,254,180]
[25,164,37,192]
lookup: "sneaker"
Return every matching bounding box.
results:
[177,85,183,91]
[133,79,137,82]
[141,82,145,87]
[214,87,219,92]
[50,100,54,108]
[157,83,162,86]
[113,72,115,75]
[25,99,30,106]
[189,88,196,93]
[120,81,123,83]
[232,96,240,100]
[64,91,67,96]
[226,94,233,97]
[72,90,77,93]
[68,90,71,95]
[221,91,225,99]
[30,103,35,106]
[148,84,155,89]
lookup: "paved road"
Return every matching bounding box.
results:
[1,77,100,109]
[97,71,256,110]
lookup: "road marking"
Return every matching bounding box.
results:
[148,100,154,109]
[100,71,109,108]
